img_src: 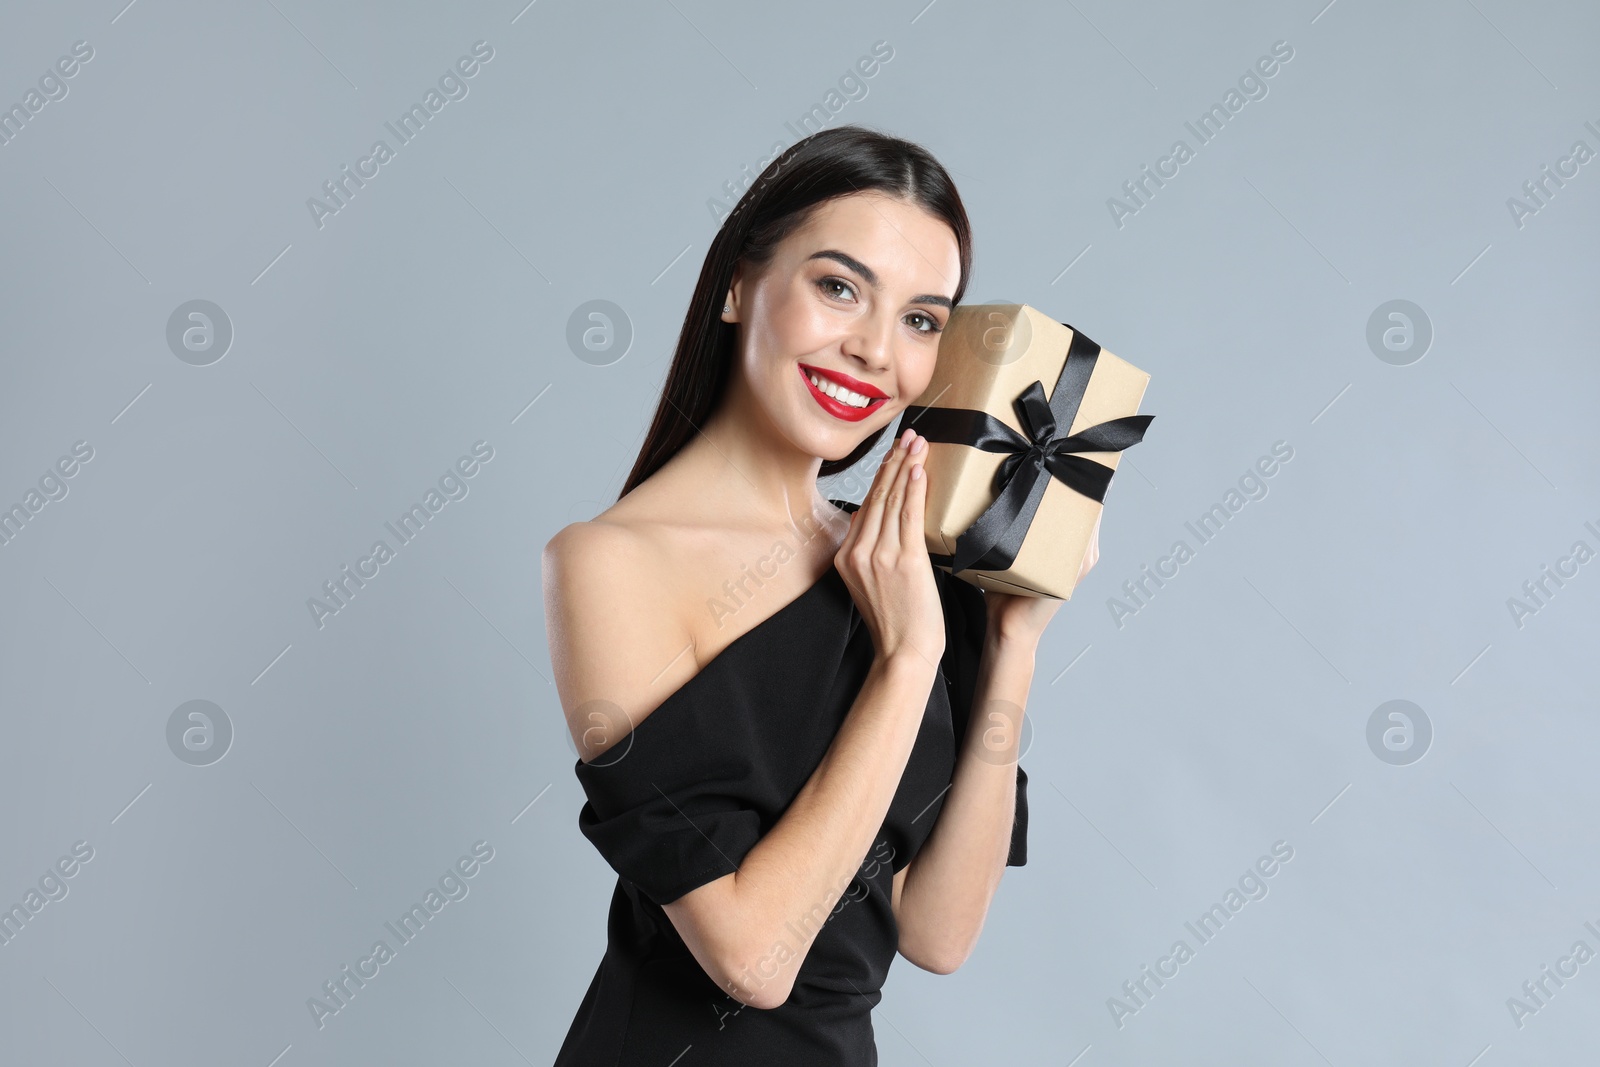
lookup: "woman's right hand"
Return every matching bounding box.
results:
[835,426,945,669]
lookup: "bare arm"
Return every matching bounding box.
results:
[545,428,945,1010]
[892,624,1037,973]
[890,520,1089,971]
[664,649,938,1008]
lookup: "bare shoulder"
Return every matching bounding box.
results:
[541,493,682,611]
[542,516,693,762]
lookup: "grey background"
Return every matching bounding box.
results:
[2,0,1596,1063]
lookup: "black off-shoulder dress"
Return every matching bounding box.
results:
[554,499,1029,1065]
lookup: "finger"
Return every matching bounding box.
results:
[877,434,916,557]
[856,427,911,551]
[836,493,862,557]
[880,430,926,557]
[901,438,928,554]
[1078,523,1100,580]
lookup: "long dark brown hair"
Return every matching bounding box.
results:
[617,124,974,501]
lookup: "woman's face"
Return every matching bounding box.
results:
[725,191,961,464]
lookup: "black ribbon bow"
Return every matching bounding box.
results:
[900,323,1154,577]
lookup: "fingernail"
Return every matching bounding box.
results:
[910,436,925,455]
[900,427,914,447]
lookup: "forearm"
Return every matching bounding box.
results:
[897,627,1038,971]
[712,651,939,1005]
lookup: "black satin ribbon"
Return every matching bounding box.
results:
[901,324,1154,576]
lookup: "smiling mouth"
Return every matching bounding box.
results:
[798,363,888,422]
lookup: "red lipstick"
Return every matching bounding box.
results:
[797,363,888,423]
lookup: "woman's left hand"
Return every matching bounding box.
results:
[983,513,1100,645]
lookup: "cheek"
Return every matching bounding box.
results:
[748,327,799,388]
[741,335,805,417]
[749,289,814,363]
[904,349,939,398]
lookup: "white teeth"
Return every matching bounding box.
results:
[808,372,874,409]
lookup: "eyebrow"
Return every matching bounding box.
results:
[807,249,953,310]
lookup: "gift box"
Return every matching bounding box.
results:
[902,304,1154,599]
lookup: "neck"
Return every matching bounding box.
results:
[681,379,832,533]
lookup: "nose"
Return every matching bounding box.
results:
[840,311,894,383]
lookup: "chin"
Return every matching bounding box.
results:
[827,424,888,464]
[784,392,893,463]
[793,425,862,466]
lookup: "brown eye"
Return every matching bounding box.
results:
[906,312,942,334]
[817,277,856,301]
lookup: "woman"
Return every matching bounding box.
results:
[543,125,1093,1064]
